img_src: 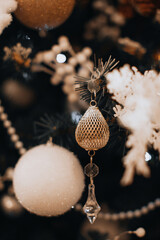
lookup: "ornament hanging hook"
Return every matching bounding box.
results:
[88,150,95,157]
[90,100,97,107]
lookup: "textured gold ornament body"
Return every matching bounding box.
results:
[75,106,109,151]
[14,0,75,30]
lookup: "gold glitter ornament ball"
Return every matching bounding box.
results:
[14,0,75,30]
[75,105,110,151]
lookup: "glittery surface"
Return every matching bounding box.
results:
[14,0,75,29]
[75,106,110,151]
[13,144,85,216]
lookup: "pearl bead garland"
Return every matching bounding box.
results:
[0,102,26,156]
[75,198,160,221]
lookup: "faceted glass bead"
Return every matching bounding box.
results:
[83,184,101,224]
[84,163,99,178]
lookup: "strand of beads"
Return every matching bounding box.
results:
[74,198,160,221]
[0,101,26,156]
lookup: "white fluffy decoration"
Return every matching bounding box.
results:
[107,65,160,186]
[0,0,17,35]
[13,143,85,216]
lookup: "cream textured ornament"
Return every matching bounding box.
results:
[13,141,85,217]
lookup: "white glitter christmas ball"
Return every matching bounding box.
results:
[13,143,85,216]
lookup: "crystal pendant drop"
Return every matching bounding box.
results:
[83,184,101,224]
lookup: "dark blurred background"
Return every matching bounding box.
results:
[0,0,160,239]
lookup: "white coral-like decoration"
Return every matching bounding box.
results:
[107,65,160,185]
[0,0,17,35]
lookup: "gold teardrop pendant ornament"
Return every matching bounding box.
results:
[75,99,110,223]
[75,100,109,151]
[75,56,119,223]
